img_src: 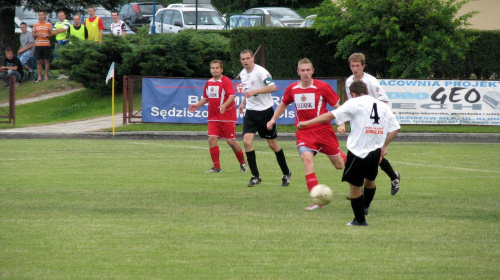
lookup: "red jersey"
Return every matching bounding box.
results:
[203,75,236,122]
[282,79,340,129]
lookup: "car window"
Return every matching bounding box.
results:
[155,10,164,23]
[138,4,161,14]
[163,10,173,25]
[183,11,223,25]
[172,11,182,25]
[268,9,302,20]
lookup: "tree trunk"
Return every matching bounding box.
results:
[0,0,17,63]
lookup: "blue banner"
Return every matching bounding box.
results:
[141,78,338,124]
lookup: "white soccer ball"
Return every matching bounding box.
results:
[310,184,333,206]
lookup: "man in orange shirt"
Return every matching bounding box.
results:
[84,7,104,43]
[32,11,53,83]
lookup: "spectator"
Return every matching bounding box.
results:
[0,47,23,87]
[17,22,35,75]
[32,11,52,83]
[68,15,88,42]
[84,7,104,43]
[110,11,126,37]
[52,11,71,46]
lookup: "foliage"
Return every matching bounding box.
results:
[121,31,230,78]
[229,27,347,79]
[53,35,132,94]
[314,0,477,78]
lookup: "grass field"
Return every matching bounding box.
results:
[1,139,499,279]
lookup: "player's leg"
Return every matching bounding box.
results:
[226,139,247,172]
[242,111,261,186]
[299,147,322,210]
[379,157,401,195]
[342,151,368,226]
[361,148,381,217]
[206,122,221,173]
[43,58,50,81]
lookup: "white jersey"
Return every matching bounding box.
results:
[239,64,275,111]
[110,20,126,36]
[346,72,389,103]
[332,95,400,158]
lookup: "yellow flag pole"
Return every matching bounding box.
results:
[112,76,115,136]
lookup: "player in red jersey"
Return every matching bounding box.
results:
[189,60,247,173]
[267,58,346,210]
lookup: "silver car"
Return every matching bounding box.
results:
[243,7,304,27]
[150,7,225,34]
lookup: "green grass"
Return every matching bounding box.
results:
[1,139,498,279]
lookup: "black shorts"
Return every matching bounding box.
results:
[342,149,381,187]
[34,46,51,60]
[243,107,277,139]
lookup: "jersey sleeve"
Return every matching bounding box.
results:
[202,82,209,99]
[222,77,235,96]
[331,100,353,123]
[386,109,400,133]
[98,18,104,30]
[369,76,389,103]
[322,83,340,107]
[259,67,274,86]
[281,84,294,105]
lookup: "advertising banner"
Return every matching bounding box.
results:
[380,79,500,125]
[141,78,338,125]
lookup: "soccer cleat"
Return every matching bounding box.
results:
[364,207,369,216]
[206,167,221,173]
[281,171,292,187]
[247,176,262,187]
[345,194,352,200]
[304,204,322,210]
[346,219,369,226]
[240,163,248,173]
[391,172,401,195]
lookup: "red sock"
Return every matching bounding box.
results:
[305,173,318,192]
[234,149,245,164]
[340,150,347,164]
[210,146,220,169]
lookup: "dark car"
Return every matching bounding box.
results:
[119,2,163,30]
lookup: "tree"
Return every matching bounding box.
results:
[314,0,477,78]
[0,0,127,62]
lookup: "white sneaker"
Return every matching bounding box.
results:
[304,204,322,210]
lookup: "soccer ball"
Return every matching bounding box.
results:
[310,184,333,206]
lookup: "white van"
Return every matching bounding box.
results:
[150,7,225,34]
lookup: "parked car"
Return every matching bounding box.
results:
[120,2,163,30]
[150,7,225,34]
[243,7,304,27]
[228,15,284,29]
[101,17,136,35]
[167,3,223,18]
[299,15,316,28]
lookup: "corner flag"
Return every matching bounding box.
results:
[106,62,115,84]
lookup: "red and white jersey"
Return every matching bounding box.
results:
[346,72,389,103]
[282,79,340,129]
[203,75,236,122]
[110,20,126,36]
[332,95,400,158]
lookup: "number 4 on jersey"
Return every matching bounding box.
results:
[370,103,380,124]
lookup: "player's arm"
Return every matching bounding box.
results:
[188,98,208,112]
[238,97,246,114]
[297,112,335,129]
[220,95,235,114]
[48,24,53,36]
[98,18,104,43]
[331,102,347,135]
[380,129,400,162]
[244,83,276,98]
[267,102,287,130]
[52,25,68,35]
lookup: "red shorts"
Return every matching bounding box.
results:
[208,121,237,139]
[296,125,340,156]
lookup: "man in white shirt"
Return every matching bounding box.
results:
[298,80,400,226]
[237,49,291,187]
[110,11,126,37]
[340,53,401,198]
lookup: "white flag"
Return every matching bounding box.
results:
[105,62,115,84]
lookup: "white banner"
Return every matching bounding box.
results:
[380,79,500,125]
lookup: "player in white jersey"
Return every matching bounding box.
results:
[237,49,291,187]
[298,80,400,226]
[340,53,401,198]
[110,11,126,37]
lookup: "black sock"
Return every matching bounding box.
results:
[274,148,290,175]
[246,150,259,177]
[380,157,397,180]
[351,195,366,223]
[364,187,376,209]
